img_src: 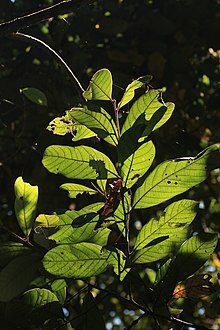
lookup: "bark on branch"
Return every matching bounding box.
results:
[0,0,89,37]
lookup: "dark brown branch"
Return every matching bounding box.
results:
[0,0,91,37]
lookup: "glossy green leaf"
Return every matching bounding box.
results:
[14,177,38,236]
[132,200,198,263]
[0,254,40,302]
[120,140,155,189]
[154,233,218,305]
[118,75,152,109]
[83,68,112,100]
[121,89,174,136]
[60,183,98,198]
[20,87,47,106]
[42,145,118,180]
[43,242,110,278]
[69,105,118,146]
[133,144,220,209]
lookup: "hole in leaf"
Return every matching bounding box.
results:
[174,182,178,185]
[167,181,171,184]
[20,196,23,200]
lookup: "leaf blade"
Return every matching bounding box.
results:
[83,68,112,100]
[133,144,220,209]
[14,177,38,236]
[42,145,118,180]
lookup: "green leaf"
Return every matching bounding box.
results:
[14,177,38,236]
[0,242,31,270]
[22,288,59,307]
[121,89,174,136]
[60,183,98,198]
[49,203,107,244]
[42,145,118,180]
[69,105,118,146]
[102,248,129,281]
[113,191,131,234]
[120,140,155,189]
[133,144,220,209]
[73,292,105,330]
[47,111,97,141]
[0,254,40,302]
[118,75,152,109]
[154,233,218,305]
[83,68,112,100]
[20,87,47,106]
[132,200,198,263]
[43,242,110,278]
[51,279,66,304]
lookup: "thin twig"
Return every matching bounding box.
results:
[0,0,91,36]
[10,32,84,98]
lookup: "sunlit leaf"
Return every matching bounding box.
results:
[120,140,155,189]
[83,68,112,100]
[132,200,198,263]
[154,233,218,305]
[0,254,40,302]
[121,89,174,136]
[172,274,214,299]
[69,105,118,146]
[20,87,47,106]
[14,177,38,236]
[118,75,152,109]
[22,288,59,307]
[43,242,110,278]
[133,144,220,209]
[47,112,75,135]
[60,183,98,198]
[113,191,131,234]
[42,145,118,180]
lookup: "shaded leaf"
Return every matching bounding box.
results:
[14,177,38,236]
[133,144,220,209]
[20,87,48,106]
[0,242,31,270]
[0,254,40,302]
[60,183,98,198]
[118,75,152,109]
[154,233,218,305]
[22,288,59,307]
[83,68,112,100]
[43,242,110,278]
[113,191,131,234]
[42,145,118,180]
[132,200,198,263]
[172,274,214,299]
[69,105,118,146]
[120,140,155,189]
[73,292,105,330]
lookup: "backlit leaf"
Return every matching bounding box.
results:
[118,75,152,109]
[132,200,198,263]
[133,144,220,209]
[120,140,155,189]
[60,183,98,198]
[14,177,38,236]
[43,242,110,278]
[42,145,118,180]
[69,105,118,146]
[121,89,174,136]
[83,68,112,100]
